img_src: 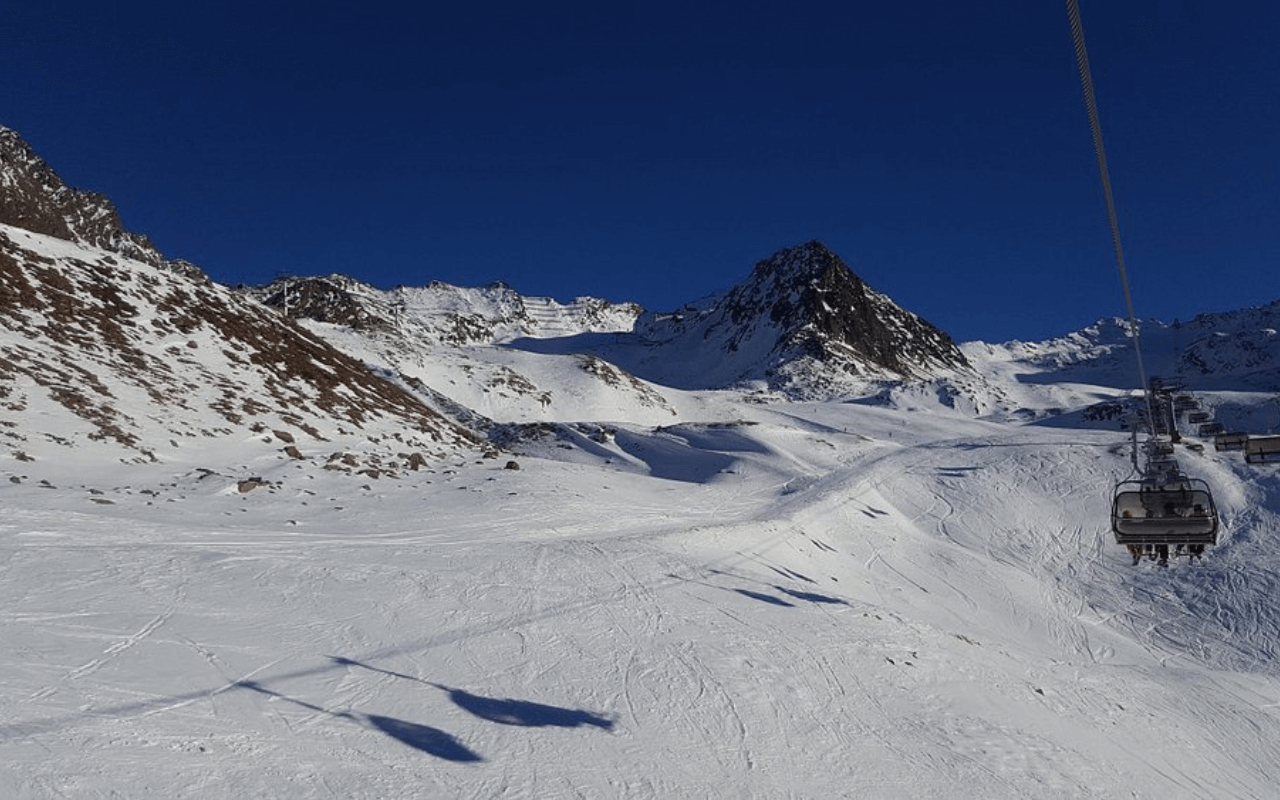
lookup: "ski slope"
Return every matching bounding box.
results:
[3,398,1280,798]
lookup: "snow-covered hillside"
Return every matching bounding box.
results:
[6,388,1280,797]
[0,223,487,475]
[966,308,1280,395]
[499,241,972,399]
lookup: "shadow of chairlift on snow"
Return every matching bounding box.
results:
[774,585,849,605]
[690,570,851,608]
[733,585,849,607]
[734,588,796,607]
[329,657,615,731]
[233,680,482,762]
[767,563,819,584]
[431,683,614,730]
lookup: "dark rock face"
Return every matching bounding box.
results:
[257,276,389,331]
[731,241,969,377]
[628,241,971,393]
[0,126,172,268]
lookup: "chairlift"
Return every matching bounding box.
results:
[1214,432,1249,452]
[1111,476,1219,546]
[1245,436,1280,465]
[1067,1,1224,557]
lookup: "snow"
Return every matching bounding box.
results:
[7,222,1280,797]
[6,386,1280,798]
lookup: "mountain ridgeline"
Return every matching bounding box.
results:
[0,126,486,469]
[3,122,1279,468]
[0,127,195,276]
[248,241,973,397]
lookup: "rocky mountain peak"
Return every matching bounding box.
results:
[750,240,970,378]
[0,125,171,268]
[744,239,841,284]
[254,274,391,331]
[0,126,488,466]
[635,241,970,394]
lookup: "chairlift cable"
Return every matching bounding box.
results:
[1065,0,1157,436]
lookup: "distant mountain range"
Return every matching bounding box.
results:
[3,123,1278,468]
[248,240,971,397]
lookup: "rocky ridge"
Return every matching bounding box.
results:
[248,273,641,344]
[0,126,193,274]
[0,223,487,471]
[635,240,971,392]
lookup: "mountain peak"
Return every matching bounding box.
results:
[0,126,170,268]
[729,241,970,382]
[597,242,971,396]
[750,240,841,279]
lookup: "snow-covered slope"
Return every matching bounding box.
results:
[5,393,1280,798]
[966,307,1280,395]
[241,273,676,429]
[256,242,974,408]
[0,223,485,473]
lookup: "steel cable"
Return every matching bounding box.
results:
[1067,0,1159,455]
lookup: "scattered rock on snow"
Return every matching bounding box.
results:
[237,477,267,494]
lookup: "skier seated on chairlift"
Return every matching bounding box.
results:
[1126,543,1143,565]
[1186,505,1208,561]
[1119,510,1168,566]
[1120,511,1143,565]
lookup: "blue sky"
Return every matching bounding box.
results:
[4,1,1276,342]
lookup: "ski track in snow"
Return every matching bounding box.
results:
[4,408,1280,797]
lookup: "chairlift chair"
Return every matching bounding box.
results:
[1214,432,1249,452]
[1245,436,1280,465]
[1111,476,1219,546]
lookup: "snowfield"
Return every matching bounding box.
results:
[5,395,1280,798]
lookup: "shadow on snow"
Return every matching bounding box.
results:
[431,683,614,730]
[683,569,852,608]
[332,656,615,730]
[235,680,482,762]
